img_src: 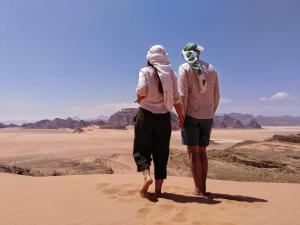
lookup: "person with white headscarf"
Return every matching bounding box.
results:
[133,45,184,198]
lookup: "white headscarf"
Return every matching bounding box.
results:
[146,45,174,112]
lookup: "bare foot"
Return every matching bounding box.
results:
[140,176,153,198]
[193,189,205,197]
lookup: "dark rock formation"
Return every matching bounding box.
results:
[0,158,114,177]
[0,123,17,128]
[107,108,180,130]
[213,116,227,128]
[108,108,138,126]
[223,114,244,128]
[0,123,8,128]
[213,114,244,128]
[244,119,262,129]
[228,113,255,125]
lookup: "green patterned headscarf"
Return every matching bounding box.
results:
[182,42,204,75]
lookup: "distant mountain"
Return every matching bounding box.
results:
[227,113,255,125]
[1,120,35,126]
[244,119,262,129]
[213,114,251,129]
[0,123,17,129]
[227,113,300,126]
[107,108,180,130]
[255,115,300,126]
[21,118,106,129]
[108,108,138,126]
[0,123,8,128]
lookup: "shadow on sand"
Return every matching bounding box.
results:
[159,192,268,204]
[209,192,268,203]
[159,192,221,204]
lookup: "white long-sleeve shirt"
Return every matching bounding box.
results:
[136,66,181,114]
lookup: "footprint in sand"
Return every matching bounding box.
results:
[171,207,190,222]
[118,189,137,196]
[154,221,174,225]
[158,204,176,211]
[136,207,152,218]
[102,186,121,195]
[96,182,110,189]
[96,182,141,204]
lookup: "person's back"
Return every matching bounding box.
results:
[178,42,220,196]
[133,45,184,198]
[137,66,179,114]
[178,60,220,119]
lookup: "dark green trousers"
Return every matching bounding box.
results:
[133,107,171,179]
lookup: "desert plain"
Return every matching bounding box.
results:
[0,126,300,225]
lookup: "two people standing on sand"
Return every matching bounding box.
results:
[133,43,220,198]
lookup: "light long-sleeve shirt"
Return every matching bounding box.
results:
[178,60,220,119]
[136,66,181,114]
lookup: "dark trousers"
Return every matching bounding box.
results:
[133,107,171,179]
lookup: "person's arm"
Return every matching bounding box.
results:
[213,72,220,113]
[178,66,188,116]
[172,72,184,127]
[135,69,147,103]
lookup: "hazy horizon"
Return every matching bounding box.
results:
[1,0,300,121]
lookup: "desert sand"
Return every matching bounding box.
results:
[0,173,300,225]
[1,126,300,224]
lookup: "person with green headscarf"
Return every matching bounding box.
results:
[178,42,220,196]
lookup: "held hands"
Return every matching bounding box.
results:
[174,102,185,128]
[177,112,185,128]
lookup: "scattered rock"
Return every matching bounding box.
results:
[73,128,85,133]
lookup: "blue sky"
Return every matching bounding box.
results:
[1,0,300,121]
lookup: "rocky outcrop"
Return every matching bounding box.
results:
[212,116,227,128]
[266,133,300,144]
[213,114,244,128]
[168,139,300,183]
[0,158,114,176]
[107,108,180,130]
[213,115,261,129]
[108,108,138,126]
[244,119,262,129]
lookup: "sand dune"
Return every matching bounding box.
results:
[0,173,299,225]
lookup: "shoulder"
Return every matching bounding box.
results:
[179,62,190,71]
[200,60,217,74]
[178,63,192,76]
[140,66,155,75]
